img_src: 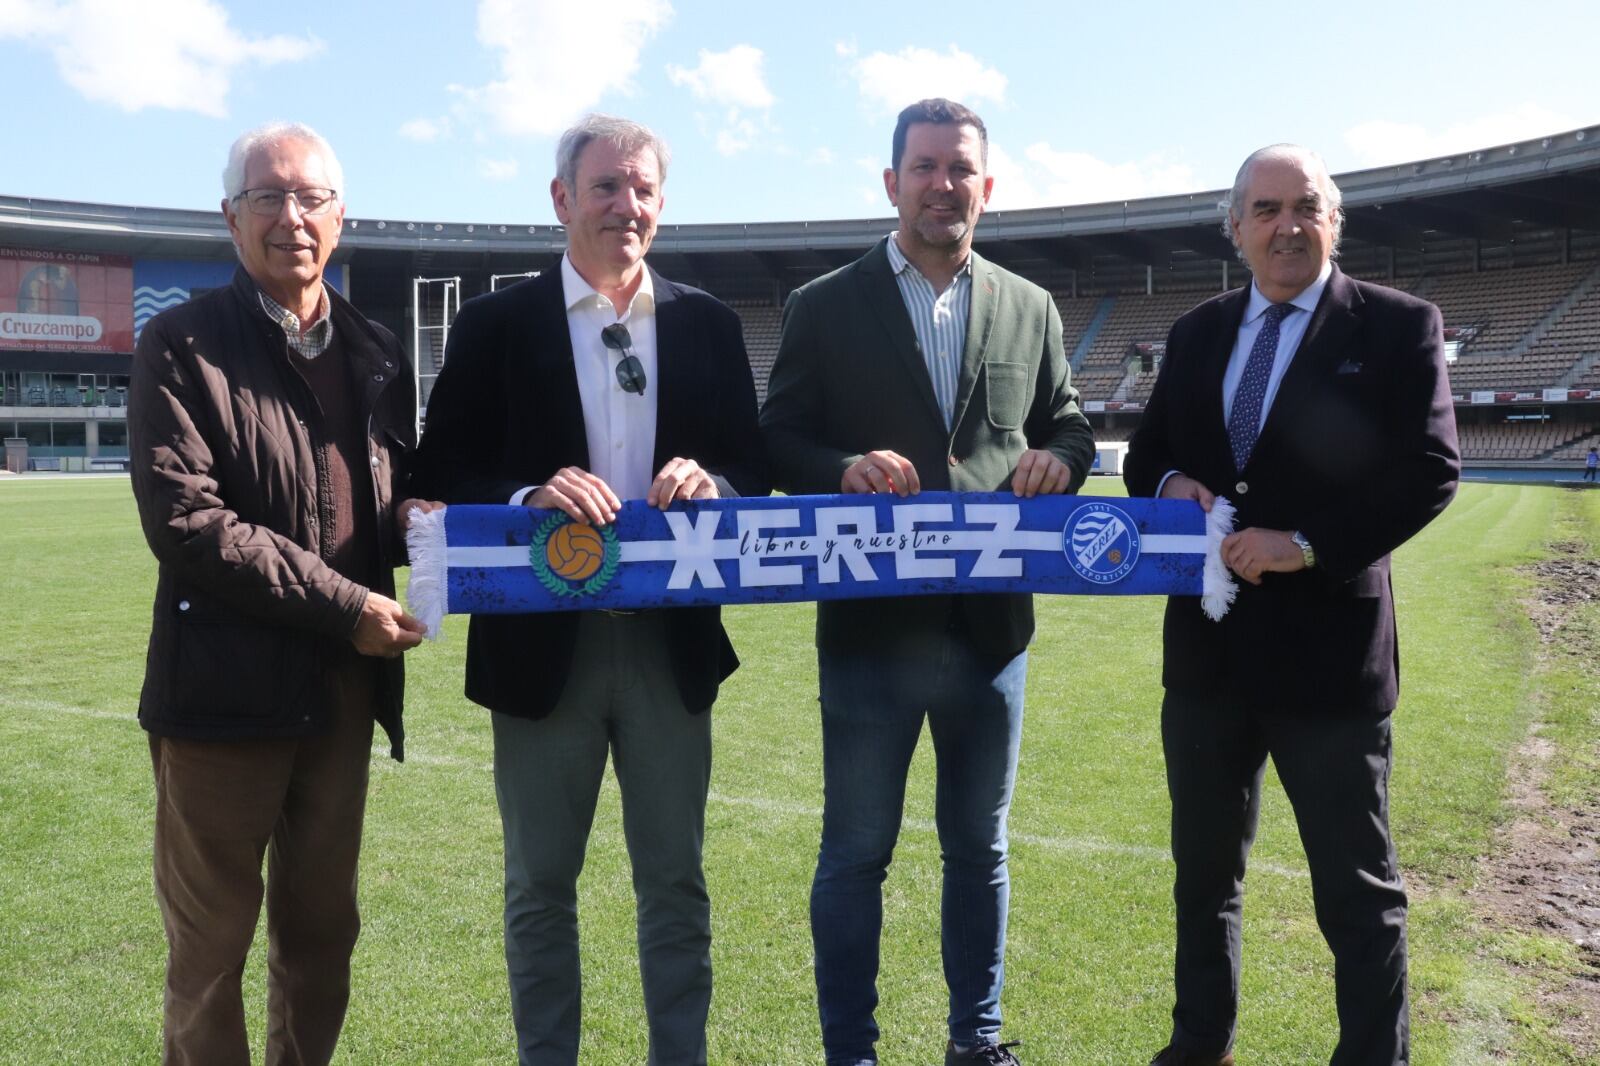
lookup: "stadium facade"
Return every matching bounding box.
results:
[3,125,1598,473]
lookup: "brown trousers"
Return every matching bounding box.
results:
[148,663,377,1066]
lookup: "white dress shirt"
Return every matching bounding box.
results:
[511,254,659,504]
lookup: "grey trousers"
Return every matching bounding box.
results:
[491,611,713,1066]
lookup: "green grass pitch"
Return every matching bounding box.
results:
[1,476,1595,1064]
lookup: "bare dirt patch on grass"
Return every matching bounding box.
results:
[1477,534,1600,1057]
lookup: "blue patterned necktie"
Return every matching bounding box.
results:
[1227,302,1294,471]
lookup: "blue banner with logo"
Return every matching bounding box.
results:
[404,492,1238,637]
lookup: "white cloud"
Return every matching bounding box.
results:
[714,115,758,157]
[400,117,450,142]
[666,44,772,108]
[478,157,519,181]
[1343,104,1581,167]
[456,0,672,138]
[855,154,889,208]
[851,45,1006,116]
[982,143,1040,211]
[666,44,773,157]
[0,0,321,117]
[809,147,835,166]
[984,141,1198,211]
[0,0,55,34]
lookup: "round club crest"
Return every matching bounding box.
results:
[530,515,621,597]
[1063,502,1140,585]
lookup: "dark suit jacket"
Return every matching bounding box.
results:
[1124,265,1460,715]
[410,266,768,719]
[760,238,1096,660]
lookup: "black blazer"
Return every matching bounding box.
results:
[410,266,768,719]
[761,238,1096,660]
[1124,266,1459,715]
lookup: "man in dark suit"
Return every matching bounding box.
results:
[761,98,1095,1066]
[1124,144,1460,1066]
[410,114,765,1066]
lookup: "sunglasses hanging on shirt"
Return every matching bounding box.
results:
[600,323,647,396]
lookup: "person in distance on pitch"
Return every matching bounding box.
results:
[129,121,436,1065]
[409,114,766,1066]
[1124,144,1459,1066]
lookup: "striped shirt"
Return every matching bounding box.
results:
[885,233,971,430]
[257,285,334,359]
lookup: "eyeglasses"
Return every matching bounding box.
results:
[600,323,647,395]
[232,187,339,217]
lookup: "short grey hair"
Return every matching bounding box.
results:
[1220,143,1343,258]
[555,113,670,191]
[222,121,346,202]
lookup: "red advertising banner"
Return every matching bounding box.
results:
[0,247,136,353]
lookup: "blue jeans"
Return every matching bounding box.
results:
[811,631,1027,1064]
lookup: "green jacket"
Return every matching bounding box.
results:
[760,238,1095,659]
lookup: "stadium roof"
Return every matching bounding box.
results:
[4,124,1599,294]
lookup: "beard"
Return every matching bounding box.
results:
[909,210,971,249]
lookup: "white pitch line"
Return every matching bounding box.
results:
[9,697,1307,879]
[5,696,130,721]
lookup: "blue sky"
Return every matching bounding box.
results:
[2,0,1597,227]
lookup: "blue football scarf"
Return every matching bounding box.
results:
[405,492,1237,637]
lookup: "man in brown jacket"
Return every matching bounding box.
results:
[129,121,434,1066]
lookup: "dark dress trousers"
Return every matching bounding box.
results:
[409,267,768,718]
[1124,265,1460,1064]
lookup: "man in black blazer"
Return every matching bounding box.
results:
[762,99,1094,1066]
[1124,145,1459,1066]
[410,115,765,1066]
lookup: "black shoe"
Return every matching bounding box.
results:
[1147,1044,1235,1066]
[945,1040,1022,1065]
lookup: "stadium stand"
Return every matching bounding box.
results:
[1455,419,1597,462]
[1049,263,1600,468]
[1431,262,1600,390]
[1060,290,1205,406]
[1549,427,1600,462]
[1531,277,1600,375]
[726,299,782,398]
[1570,355,1600,391]
[1054,295,1104,370]
[5,124,1600,472]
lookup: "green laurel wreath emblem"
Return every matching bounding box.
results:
[529,514,622,598]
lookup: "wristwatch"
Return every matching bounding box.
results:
[1290,530,1316,569]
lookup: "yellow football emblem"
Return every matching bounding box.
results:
[546,522,606,581]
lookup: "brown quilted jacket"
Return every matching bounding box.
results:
[129,267,415,758]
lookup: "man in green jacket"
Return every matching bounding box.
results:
[760,98,1095,1066]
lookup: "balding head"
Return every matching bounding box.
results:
[1222,143,1343,254]
[1222,144,1344,303]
